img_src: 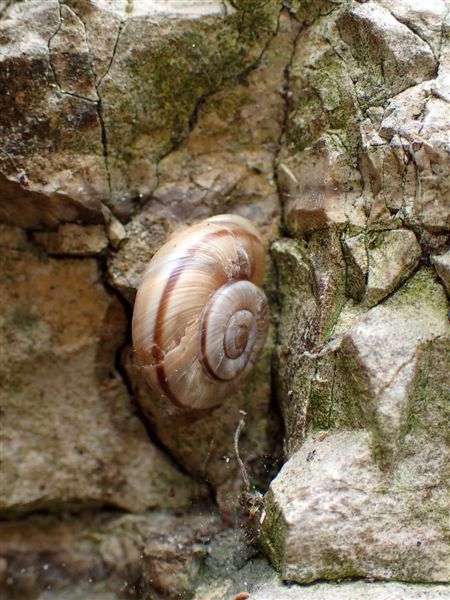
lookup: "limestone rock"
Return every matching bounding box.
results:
[272,234,346,452]
[343,229,422,306]
[107,211,177,303]
[280,141,366,236]
[377,0,448,58]
[0,1,108,229]
[338,2,436,101]
[337,269,448,462]
[364,229,422,306]
[281,0,449,235]
[0,0,282,228]
[260,429,449,584]
[0,229,200,514]
[108,12,298,301]
[261,269,449,581]
[432,251,450,295]
[33,223,109,256]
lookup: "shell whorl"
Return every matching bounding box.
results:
[132,214,269,411]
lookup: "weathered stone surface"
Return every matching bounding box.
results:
[271,234,347,452]
[0,228,200,514]
[261,269,449,581]
[0,509,222,600]
[432,250,450,295]
[251,581,450,600]
[261,428,449,584]
[338,2,436,101]
[0,0,108,228]
[281,0,449,235]
[108,12,297,302]
[343,229,422,306]
[0,0,282,228]
[33,223,109,256]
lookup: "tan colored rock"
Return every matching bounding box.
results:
[0,0,282,227]
[33,223,109,256]
[49,3,98,100]
[0,1,108,229]
[281,142,366,236]
[0,229,200,514]
[338,2,436,101]
[101,206,127,250]
[282,0,449,235]
[339,269,448,462]
[272,233,347,452]
[377,0,448,58]
[432,251,450,294]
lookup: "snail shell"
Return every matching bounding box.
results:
[132,214,269,411]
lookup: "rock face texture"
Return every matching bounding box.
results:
[0,0,449,598]
[0,225,201,514]
[259,0,450,587]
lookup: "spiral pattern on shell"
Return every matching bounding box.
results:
[132,214,269,410]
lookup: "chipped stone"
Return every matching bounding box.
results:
[261,428,449,584]
[364,229,422,307]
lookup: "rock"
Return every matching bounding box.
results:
[251,581,450,600]
[260,429,449,584]
[0,0,282,227]
[432,251,450,294]
[342,233,368,302]
[108,11,298,301]
[0,1,108,229]
[101,206,127,250]
[272,233,347,453]
[337,269,448,462]
[0,229,200,514]
[364,229,421,306]
[377,0,447,57]
[0,509,222,600]
[338,2,436,102]
[107,212,176,303]
[49,3,98,100]
[261,270,449,582]
[280,141,366,236]
[33,223,109,256]
[281,0,449,236]
[343,229,422,306]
